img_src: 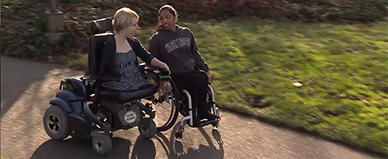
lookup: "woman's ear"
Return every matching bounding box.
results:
[174,14,178,23]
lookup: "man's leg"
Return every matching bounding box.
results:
[191,71,216,121]
[171,73,201,126]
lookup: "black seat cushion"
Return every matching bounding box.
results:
[99,84,157,103]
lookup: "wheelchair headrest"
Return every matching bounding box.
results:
[88,17,113,34]
[88,33,114,76]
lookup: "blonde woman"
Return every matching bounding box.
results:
[100,7,170,92]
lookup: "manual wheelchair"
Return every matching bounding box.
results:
[42,17,170,156]
[169,75,221,141]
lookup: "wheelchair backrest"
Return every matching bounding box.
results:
[87,17,114,77]
[88,33,113,76]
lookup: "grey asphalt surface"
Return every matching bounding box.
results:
[1,56,385,159]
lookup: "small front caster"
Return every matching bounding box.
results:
[175,126,184,141]
[212,122,218,129]
[212,117,221,129]
[92,131,112,156]
[138,118,156,139]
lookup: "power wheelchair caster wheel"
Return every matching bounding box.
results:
[175,126,184,141]
[138,118,156,139]
[92,131,112,156]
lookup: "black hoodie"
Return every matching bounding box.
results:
[148,25,209,74]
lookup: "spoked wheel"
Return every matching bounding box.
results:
[43,105,70,140]
[154,78,180,132]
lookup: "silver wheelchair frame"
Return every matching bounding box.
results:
[174,84,220,140]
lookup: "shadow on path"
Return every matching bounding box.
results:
[31,137,131,159]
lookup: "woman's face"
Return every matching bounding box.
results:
[123,17,140,39]
[158,9,176,31]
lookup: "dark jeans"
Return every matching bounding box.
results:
[171,70,209,123]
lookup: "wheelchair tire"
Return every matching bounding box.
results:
[43,105,70,140]
[92,131,112,156]
[156,78,180,132]
[139,118,156,139]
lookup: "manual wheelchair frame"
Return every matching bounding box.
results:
[172,79,221,141]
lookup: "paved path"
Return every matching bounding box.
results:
[1,56,384,159]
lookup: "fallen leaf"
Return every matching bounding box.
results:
[293,82,303,87]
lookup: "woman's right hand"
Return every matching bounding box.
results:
[150,58,170,75]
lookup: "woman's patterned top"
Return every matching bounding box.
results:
[102,50,148,92]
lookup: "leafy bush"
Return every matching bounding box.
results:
[1,0,387,156]
[1,0,387,60]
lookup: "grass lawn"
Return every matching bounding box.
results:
[68,18,388,155]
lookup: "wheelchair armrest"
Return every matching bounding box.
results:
[199,69,208,74]
[194,66,212,84]
[140,63,170,77]
[140,62,147,69]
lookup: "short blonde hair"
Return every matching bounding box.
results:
[112,7,139,32]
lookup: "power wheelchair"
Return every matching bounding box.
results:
[42,17,170,156]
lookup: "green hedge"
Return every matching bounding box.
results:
[1,0,387,60]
